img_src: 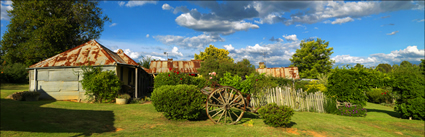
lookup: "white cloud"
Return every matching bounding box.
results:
[387,31,399,35]
[223,44,235,51]
[175,12,259,35]
[109,23,117,27]
[113,49,141,59]
[413,19,425,22]
[296,24,307,30]
[171,47,183,56]
[332,46,425,67]
[118,1,125,7]
[124,0,157,7]
[314,27,318,29]
[283,34,298,42]
[146,34,150,38]
[162,3,173,10]
[154,33,224,50]
[331,17,354,24]
[1,1,13,20]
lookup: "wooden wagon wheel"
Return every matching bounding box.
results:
[206,86,246,125]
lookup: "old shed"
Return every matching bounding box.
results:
[146,59,202,76]
[27,40,151,101]
[256,63,300,79]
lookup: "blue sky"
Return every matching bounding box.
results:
[1,1,424,68]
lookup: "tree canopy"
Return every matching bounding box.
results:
[0,0,110,66]
[400,60,413,68]
[375,63,392,73]
[194,45,234,62]
[289,38,335,79]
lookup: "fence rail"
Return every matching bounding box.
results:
[250,86,326,113]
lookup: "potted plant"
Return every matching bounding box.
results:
[116,94,131,104]
[22,91,40,101]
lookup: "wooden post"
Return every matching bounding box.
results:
[135,67,138,98]
[34,69,37,92]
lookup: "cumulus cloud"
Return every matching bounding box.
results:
[223,44,235,51]
[413,19,425,22]
[314,27,318,29]
[171,47,183,57]
[269,36,284,42]
[146,34,150,38]
[118,1,125,7]
[331,17,354,24]
[122,0,157,7]
[173,6,190,14]
[332,46,425,67]
[175,11,259,35]
[387,31,399,35]
[1,1,13,20]
[114,49,142,59]
[154,33,224,50]
[162,3,173,10]
[380,15,391,19]
[283,34,298,42]
[296,24,307,30]
[109,23,117,27]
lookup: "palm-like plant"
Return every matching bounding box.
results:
[317,73,332,86]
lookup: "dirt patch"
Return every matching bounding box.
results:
[306,131,326,137]
[115,128,124,132]
[283,128,300,135]
[143,101,152,104]
[394,132,403,135]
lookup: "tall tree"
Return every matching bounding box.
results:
[138,56,153,69]
[400,60,413,68]
[289,38,335,79]
[194,45,234,62]
[375,63,392,73]
[0,0,110,66]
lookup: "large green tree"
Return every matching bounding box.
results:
[0,0,110,66]
[376,63,392,73]
[194,45,234,62]
[400,60,413,68]
[289,38,335,79]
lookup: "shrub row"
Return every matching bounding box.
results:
[154,68,206,89]
[151,84,206,120]
[258,103,295,127]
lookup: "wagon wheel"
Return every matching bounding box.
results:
[206,86,245,125]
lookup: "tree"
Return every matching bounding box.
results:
[420,59,425,76]
[376,63,392,73]
[138,56,153,69]
[289,38,335,79]
[400,60,413,68]
[194,45,234,62]
[1,0,110,67]
[354,63,365,69]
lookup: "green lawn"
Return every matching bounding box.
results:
[1,84,424,137]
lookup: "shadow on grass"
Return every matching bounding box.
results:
[367,108,400,118]
[0,99,115,136]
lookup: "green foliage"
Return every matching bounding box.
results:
[326,67,371,106]
[323,97,338,114]
[376,63,392,73]
[153,69,206,89]
[269,77,293,86]
[290,38,335,79]
[420,59,425,75]
[117,94,131,100]
[366,88,394,104]
[305,80,327,93]
[194,45,234,62]
[197,57,255,83]
[21,91,41,97]
[337,104,367,117]
[317,72,332,86]
[0,0,110,66]
[151,85,206,120]
[0,62,28,83]
[258,103,295,127]
[391,64,425,120]
[400,60,413,68]
[219,72,277,95]
[80,65,121,103]
[295,80,310,92]
[137,56,153,69]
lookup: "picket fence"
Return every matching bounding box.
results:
[250,86,326,113]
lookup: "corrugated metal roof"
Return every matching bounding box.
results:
[256,67,300,79]
[147,59,202,74]
[29,40,138,68]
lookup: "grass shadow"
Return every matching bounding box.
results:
[367,108,400,118]
[0,98,115,136]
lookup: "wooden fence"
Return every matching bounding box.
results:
[250,86,326,113]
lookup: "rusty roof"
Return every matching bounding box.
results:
[29,40,138,68]
[256,67,300,79]
[147,59,202,74]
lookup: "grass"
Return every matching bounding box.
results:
[1,84,424,137]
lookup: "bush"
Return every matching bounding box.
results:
[151,84,206,120]
[269,77,293,86]
[80,65,121,103]
[391,65,425,120]
[0,63,29,83]
[117,93,131,100]
[366,88,394,104]
[154,68,206,89]
[305,80,327,93]
[258,103,295,127]
[323,97,338,114]
[295,80,310,92]
[337,104,367,117]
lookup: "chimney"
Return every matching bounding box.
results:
[259,62,266,68]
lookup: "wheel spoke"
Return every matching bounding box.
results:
[216,110,225,123]
[211,109,224,118]
[207,103,222,107]
[211,95,224,104]
[229,95,240,105]
[228,89,234,104]
[227,111,234,123]
[224,109,228,123]
[230,109,239,118]
[209,107,222,113]
[219,91,225,104]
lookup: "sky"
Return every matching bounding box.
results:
[1,0,424,68]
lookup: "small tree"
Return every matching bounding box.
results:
[80,65,121,103]
[194,45,234,62]
[138,55,153,69]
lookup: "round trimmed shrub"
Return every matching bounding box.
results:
[151,84,206,120]
[258,103,294,127]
